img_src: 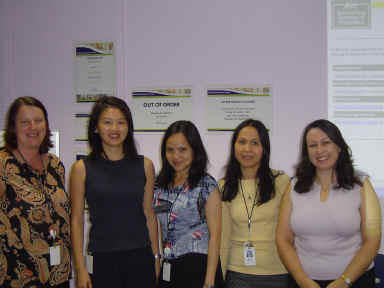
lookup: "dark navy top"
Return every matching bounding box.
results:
[84,155,150,252]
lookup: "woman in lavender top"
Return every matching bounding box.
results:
[276,119,381,288]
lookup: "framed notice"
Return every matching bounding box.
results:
[73,41,115,104]
[131,87,193,132]
[205,85,273,132]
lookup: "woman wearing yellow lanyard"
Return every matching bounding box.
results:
[220,119,290,288]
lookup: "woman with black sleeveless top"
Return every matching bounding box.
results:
[70,96,160,288]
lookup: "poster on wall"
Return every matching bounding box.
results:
[205,85,273,132]
[74,142,89,161]
[0,130,60,157]
[73,41,115,144]
[131,87,193,132]
[73,113,90,142]
[73,41,115,104]
[327,0,384,254]
[327,0,384,195]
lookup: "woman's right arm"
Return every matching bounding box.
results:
[70,160,92,288]
[220,200,231,279]
[276,183,320,288]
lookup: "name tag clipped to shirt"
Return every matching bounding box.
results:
[162,243,172,282]
[49,246,61,266]
[85,254,93,274]
[163,262,171,282]
[49,229,61,266]
[243,242,256,266]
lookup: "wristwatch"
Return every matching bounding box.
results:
[203,284,214,288]
[341,274,352,287]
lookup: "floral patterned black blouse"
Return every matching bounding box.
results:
[0,149,71,287]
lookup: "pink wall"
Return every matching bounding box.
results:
[0,0,327,179]
[0,1,327,286]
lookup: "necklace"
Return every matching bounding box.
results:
[17,149,44,172]
[17,149,47,194]
[240,180,257,232]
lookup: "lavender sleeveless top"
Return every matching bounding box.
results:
[290,176,373,280]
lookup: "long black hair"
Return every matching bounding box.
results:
[222,119,279,204]
[157,120,208,189]
[87,96,138,159]
[294,119,361,193]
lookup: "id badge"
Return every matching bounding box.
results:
[49,245,61,266]
[85,254,93,274]
[163,261,171,282]
[243,242,256,266]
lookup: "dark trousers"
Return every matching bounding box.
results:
[54,282,70,288]
[288,268,376,288]
[157,253,224,288]
[91,247,156,288]
[225,270,288,288]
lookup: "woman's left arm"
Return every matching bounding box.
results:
[204,187,222,287]
[327,178,382,288]
[143,157,161,280]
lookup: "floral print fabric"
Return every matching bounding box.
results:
[153,175,217,259]
[0,150,71,288]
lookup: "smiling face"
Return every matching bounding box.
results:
[234,126,263,174]
[306,128,341,172]
[97,107,129,150]
[165,133,194,177]
[15,105,47,151]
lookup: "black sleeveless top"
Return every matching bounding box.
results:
[84,155,150,252]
